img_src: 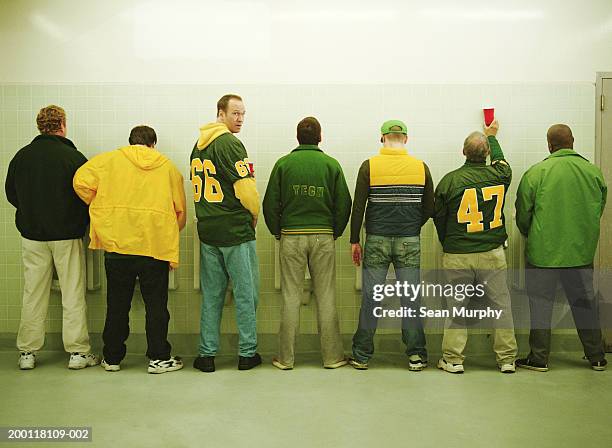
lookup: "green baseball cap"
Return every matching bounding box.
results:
[380,119,407,135]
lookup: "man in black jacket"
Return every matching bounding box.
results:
[5,105,99,370]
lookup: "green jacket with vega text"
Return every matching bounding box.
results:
[262,145,351,238]
[515,148,607,267]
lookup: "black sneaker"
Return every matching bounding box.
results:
[516,357,548,372]
[238,353,262,370]
[193,356,215,373]
[590,358,607,371]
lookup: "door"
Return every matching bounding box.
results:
[596,74,612,350]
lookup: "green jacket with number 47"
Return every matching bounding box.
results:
[434,136,511,254]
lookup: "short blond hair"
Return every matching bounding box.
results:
[36,105,66,134]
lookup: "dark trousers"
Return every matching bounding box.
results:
[103,257,171,364]
[526,264,605,363]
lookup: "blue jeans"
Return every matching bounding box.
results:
[198,240,259,357]
[352,235,427,363]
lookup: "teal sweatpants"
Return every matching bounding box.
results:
[198,240,259,357]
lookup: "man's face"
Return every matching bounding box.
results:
[219,99,245,133]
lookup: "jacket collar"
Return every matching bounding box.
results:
[33,134,77,149]
[464,160,486,167]
[292,144,322,153]
[379,147,407,155]
[546,148,587,160]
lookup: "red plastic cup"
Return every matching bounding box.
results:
[483,108,495,126]
[248,162,255,176]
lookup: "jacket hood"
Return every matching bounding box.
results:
[197,123,230,149]
[119,145,168,170]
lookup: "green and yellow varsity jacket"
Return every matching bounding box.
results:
[433,136,511,254]
[350,147,434,243]
[190,123,259,247]
[515,148,607,267]
[262,144,352,238]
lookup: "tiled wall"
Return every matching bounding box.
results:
[0,83,596,335]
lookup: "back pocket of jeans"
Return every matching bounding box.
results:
[396,241,420,268]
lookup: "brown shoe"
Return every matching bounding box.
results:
[324,358,348,369]
[272,358,293,370]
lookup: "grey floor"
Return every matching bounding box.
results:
[0,351,610,448]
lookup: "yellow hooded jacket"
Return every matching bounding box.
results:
[73,145,186,266]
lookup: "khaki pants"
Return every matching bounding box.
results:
[441,246,517,365]
[17,238,91,353]
[278,234,344,367]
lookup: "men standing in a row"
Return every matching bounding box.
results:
[434,120,517,374]
[74,125,186,374]
[263,117,352,369]
[5,105,99,370]
[349,120,434,371]
[515,124,607,371]
[191,94,261,372]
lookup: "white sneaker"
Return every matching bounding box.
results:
[68,353,100,370]
[101,359,121,372]
[408,354,428,371]
[348,357,368,370]
[19,352,35,370]
[499,362,516,374]
[437,358,465,374]
[148,356,184,374]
